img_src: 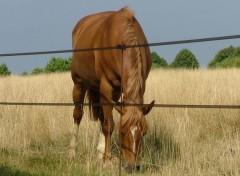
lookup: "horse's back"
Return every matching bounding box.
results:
[71,11,114,86]
[72,11,114,49]
[71,9,126,86]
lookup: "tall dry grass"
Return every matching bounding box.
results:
[0,69,240,175]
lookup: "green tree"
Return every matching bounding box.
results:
[31,67,44,75]
[213,56,240,68]
[151,52,168,68]
[21,71,29,76]
[0,63,11,76]
[44,57,72,73]
[233,47,240,57]
[208,46,240,68]
[171,49,199,69]
[208,46,235,68]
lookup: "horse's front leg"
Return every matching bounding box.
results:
[98,97,114,166]
[98,77,115,166]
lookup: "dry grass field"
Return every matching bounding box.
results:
[0,69,240,175]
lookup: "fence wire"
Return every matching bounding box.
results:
[0,34,240,109]
[0,34,240,57]
[0,102,240,109]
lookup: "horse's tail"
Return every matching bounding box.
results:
[87,89,102,121]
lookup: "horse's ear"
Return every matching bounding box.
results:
[142,100,155,115]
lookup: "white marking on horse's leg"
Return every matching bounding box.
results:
[97,130,105,160]
[69,123,79,158]
[121,93,124,100]
[130,126,138,154]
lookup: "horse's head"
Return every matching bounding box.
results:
[116,100,154,172]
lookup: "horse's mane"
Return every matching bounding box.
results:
[119,7,146,132]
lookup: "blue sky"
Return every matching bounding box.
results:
[0,0,239,74]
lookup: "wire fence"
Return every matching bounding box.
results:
[0,34,240,109]
[0,102,240,109]
[0,34,240,57]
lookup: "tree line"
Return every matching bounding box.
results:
[151,46,240,69]
[0,46,240,76]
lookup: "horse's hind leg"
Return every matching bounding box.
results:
[69,80,87,159]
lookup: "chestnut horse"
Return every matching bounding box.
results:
[69,7,154,171]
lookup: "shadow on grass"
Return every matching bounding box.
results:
[0,164,36,176]
[142,124,181,171]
